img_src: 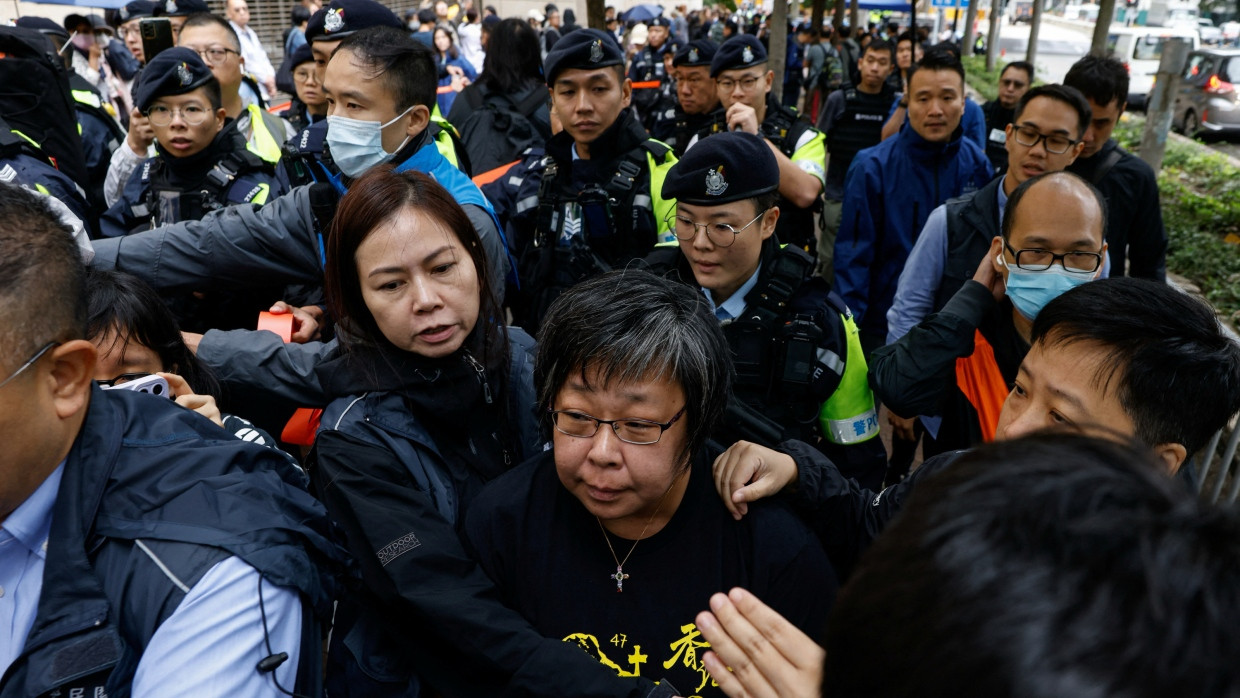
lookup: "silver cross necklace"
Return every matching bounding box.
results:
[596,479,678,593]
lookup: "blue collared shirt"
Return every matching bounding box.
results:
[703,267,762,322]
[0,465,303,695]
[0,464,62,673]
[886,176,1009,344]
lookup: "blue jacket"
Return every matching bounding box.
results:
[833,124,992,338]
[0,387,344,698]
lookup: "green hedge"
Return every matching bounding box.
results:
[962,55,1001,102]
[1113,117,1240,321]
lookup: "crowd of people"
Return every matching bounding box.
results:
[1,0,1238,696]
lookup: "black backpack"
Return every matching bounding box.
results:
[0,26,89,188]
[455,86,547,175]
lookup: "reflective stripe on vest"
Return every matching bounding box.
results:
[245,104,283,164]
[645,143,677,244]
[955,329,1007,442]
[819,308,880,444]
[71,89,103,109]
[433,126,459,169]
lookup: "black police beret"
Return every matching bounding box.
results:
[710,34,767,77]
[134,47,215,112]
[17,16,70,40]
[116,1,159,23]
[158,0,209,17]
[647,16,672,28]
[673,38,717,68]
[662,131,778,205]
[289,43,314,68]
[544,28,623,84]
[306,0,404,43]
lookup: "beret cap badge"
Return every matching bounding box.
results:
[741,45,754,63]
[177,62,193,86]
[325,8,345,33]
[705,167,728,196]
[166,0,177,12]
[589,39,603,63]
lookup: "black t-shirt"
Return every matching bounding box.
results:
[466,449,836,697]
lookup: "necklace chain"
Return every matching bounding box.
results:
[596,475,679,593]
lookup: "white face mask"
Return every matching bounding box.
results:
[325,106,415,178]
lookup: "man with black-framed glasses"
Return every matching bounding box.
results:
[648,131,887,488]
[99,48,286,237]
[879,84,1092,471]
[871,170,1107,456]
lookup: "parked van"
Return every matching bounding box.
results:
[1108,26,1200,108]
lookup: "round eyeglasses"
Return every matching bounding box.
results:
[668,209,769,248]
[146,104,212,127]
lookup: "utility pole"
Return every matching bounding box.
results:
[1139,37,1190,172]
[1027,0,1043,64]
[1091,0,1118,53]
[986,0,1002,71]
[963,0,980,56]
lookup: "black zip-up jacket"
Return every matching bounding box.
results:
[1066,138,1166,282]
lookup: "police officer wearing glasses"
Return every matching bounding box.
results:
[100,48,285,238]
[649,131,886,490]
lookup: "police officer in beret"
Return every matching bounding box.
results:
[700,34,827,256]
[646,38,681,144]
[278,44,326,133]
[629,16,673,129]
[507,28,678,331]
[16,17,127,232]
[651,130,886,488]
[100,47,286,237]
[661,38,724,157]
[156,0,210,41]
[114,0,159,65]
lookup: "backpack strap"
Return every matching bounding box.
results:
[1088,146,1124,186]
[744,244,814,326]
[199,149,271,210]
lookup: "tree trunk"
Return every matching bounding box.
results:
[770,0,789,103]
[850,0,862,34]
[833,0,846,31]
[963,0,980,56]
[986,0,1002,71]
[586,0,605,30]
[1091,0,1117,53]
[1139,38,1191,171]
[1026,0,1042,64]
[811,0,827,32]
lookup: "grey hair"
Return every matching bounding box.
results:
[535,269,732,462]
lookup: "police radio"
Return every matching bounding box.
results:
[775,315,823,395]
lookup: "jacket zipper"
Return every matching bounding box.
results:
[464,351,493,405]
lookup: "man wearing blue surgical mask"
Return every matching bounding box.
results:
[868,170,1107,455]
